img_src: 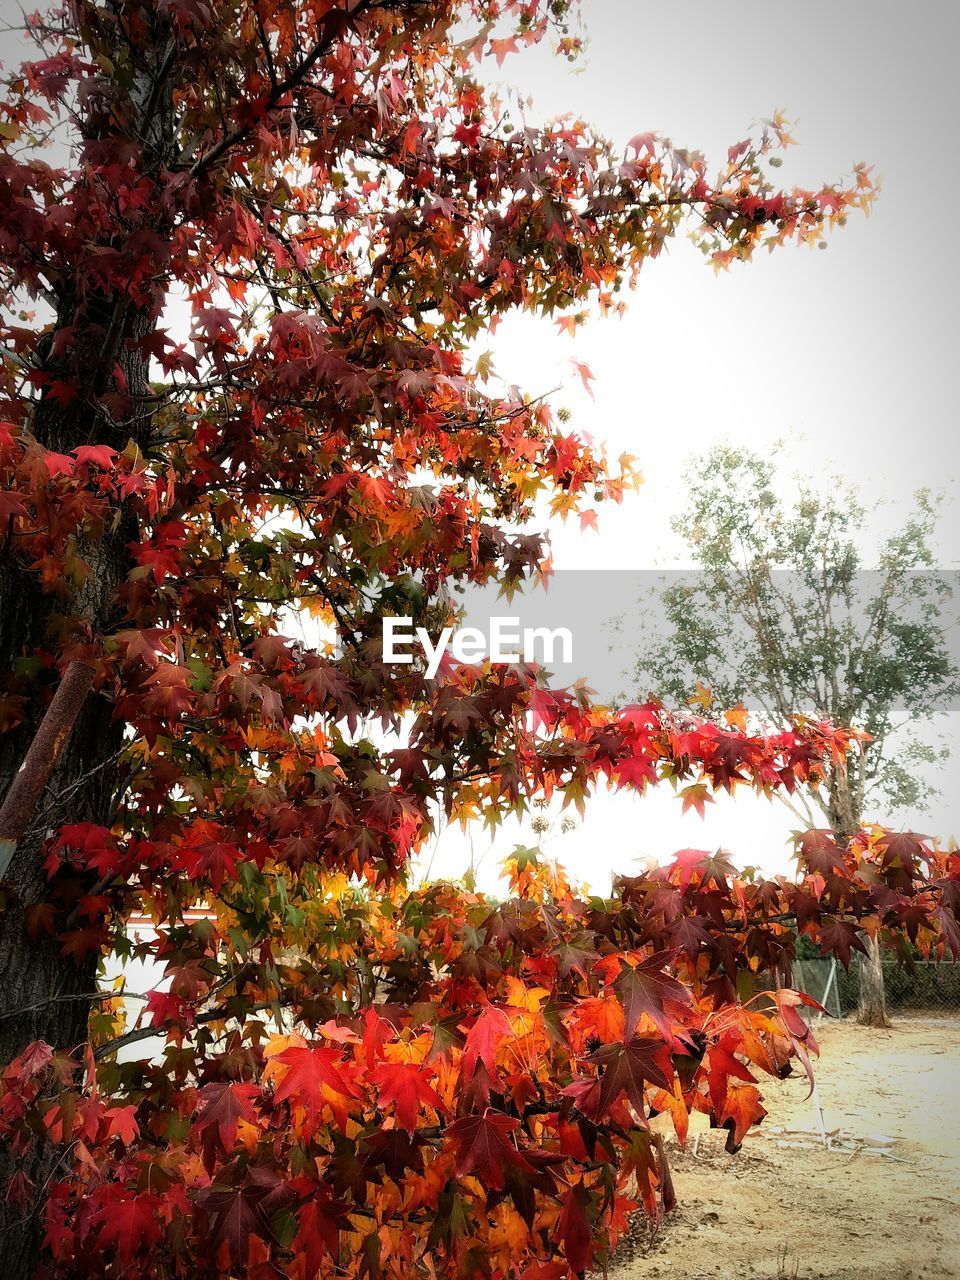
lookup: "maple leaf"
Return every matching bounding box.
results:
[24,902,57,939]
[94,1192,162,1264]
[294,1191,350,1277]
[489,36,519,66]
[115,627,168,668]
[462,1004,512,1083]
[570,995,625,1047]
[72,444,117,469]
[818,916,867,967]
[195,1183,275,1269]
[446,1108,535,1190]
[588,1037,675,1118]
[272,1045,360,1133]
[0,490,28,521]
[649,1078,690,1145]
[145,990,193,1028]
[668,914,713,960]
[718,1081,767,1152]
[361,1128,426,1184]
[614,951,691,1042]
[704,1043,756,1114]
[58,927,104,962]
[195,1082,259,1168]
[103,1104,139,1147]
[797,829,847,876]
[695,849,738,889]
[878,831,930,889]
[143,662,193,717]
[41,448,76,476]
[724,704,749,731]
[552,933,599,979]
[667,848,716,892]
[679,783,713,818]
[181,835,240,891]
[569,360,595,397]
[558,1184,593,1275]
[370,1061,445,1132]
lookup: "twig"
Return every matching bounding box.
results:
[0,991,144,1023]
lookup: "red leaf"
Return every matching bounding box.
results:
[182,837,240,892]
[95,1191,162,1263]
[818,917,867,968]
[719,1082,767,1152]
[273,1045,360,1134]
[293,1191,349,1277]
[72,444,117,469]
[195,1082,259,1168]
[42,447,76,475]
[0,490,28,521]
[586,1037,675,1119]
[559,1184,593,1275]
[615,950,691,1042]
[370,1061,444,1132]
[462,1004,511,1083]
[103,1104,139,1147]
[195,1183,273,1269]
[446,1108,535,1190]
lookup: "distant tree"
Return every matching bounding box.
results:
[631,444,959,1026]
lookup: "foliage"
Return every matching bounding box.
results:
[0,1,946,1277]
[4,829,958,1278]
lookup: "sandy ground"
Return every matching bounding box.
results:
[610,1019,960,1280]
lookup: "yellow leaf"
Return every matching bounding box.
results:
[687,682,713,711]
[724,703,749,731]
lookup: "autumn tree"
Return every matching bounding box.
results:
[630,443,958,1026]
[0,3,955,1278]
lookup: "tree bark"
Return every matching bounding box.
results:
[0,28,176,1270]
[0,660,97,873]
[0,372,140,1268]
[0,611,126,1271]
[856,933,891,1029]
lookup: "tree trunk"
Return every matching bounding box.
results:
[856,933,891,1029]
[0,22,176,1271]
[0,556,127,1272]
[825,772,891,1029]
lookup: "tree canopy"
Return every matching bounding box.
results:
[0,3,953,1279]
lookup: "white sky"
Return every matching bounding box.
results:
[422,0,960,891]
[482,0,958,571]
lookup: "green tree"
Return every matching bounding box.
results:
[631,443,958,1026]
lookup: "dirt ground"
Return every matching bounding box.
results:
[611,1019,960,1280]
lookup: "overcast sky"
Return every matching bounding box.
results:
[481,0,959,572]
[422,0,960,890]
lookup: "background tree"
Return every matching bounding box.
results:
[630,443,959,1026]
[0,2,951,1278]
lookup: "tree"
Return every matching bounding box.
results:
[0,1,950,1277]
[630,443,959,1026]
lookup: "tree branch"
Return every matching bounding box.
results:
[185,0,376,178]
[0,661,97,878]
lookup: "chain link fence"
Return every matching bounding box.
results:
[788,956,960,1018]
